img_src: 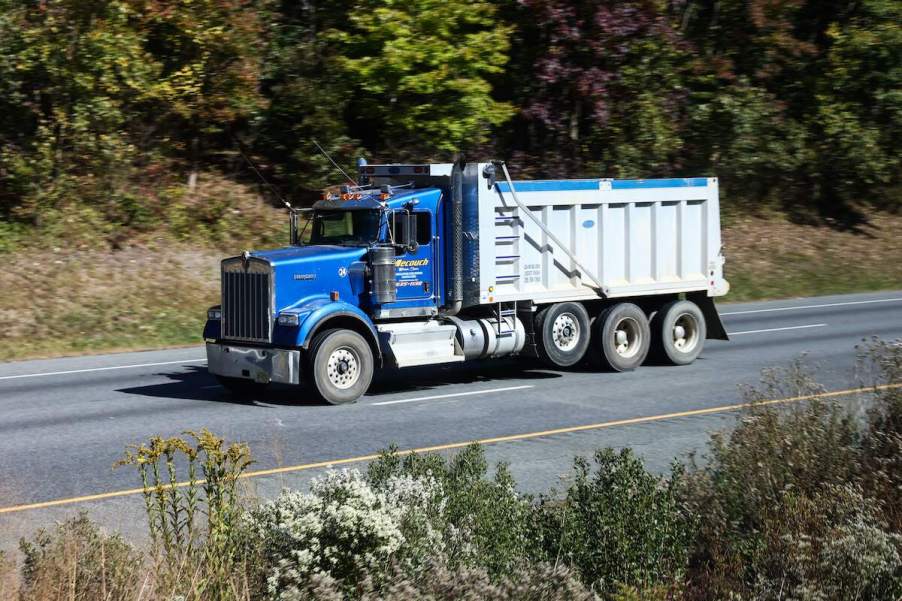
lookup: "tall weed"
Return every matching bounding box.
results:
[858,338,902,530]
[680,352,902,599]
[117,429,254,600]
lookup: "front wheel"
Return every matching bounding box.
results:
[307,329,374,405]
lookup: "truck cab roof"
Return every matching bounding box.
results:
[312,186,442,212]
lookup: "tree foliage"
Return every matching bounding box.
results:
[515,0,695,177]
[0,0,899,246]
[330,0,514,158]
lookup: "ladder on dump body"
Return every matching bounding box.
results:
[497,162,604,292]
[494,207,519,337]
[495,211,520,287]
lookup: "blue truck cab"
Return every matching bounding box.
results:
[205,161,729,404]
[205,164,463,403]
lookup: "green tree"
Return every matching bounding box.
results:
[255,0,363,199]
[0,0,158,222]
[0,0,271,234]
[330,0,514,158]
[813,0,901,212]
[128,0,270,188]
[678,0,901,216]
[512,0,696,179]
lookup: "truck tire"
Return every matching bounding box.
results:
[308,328,374,405]
[215,376,269,398]
[535,302,591,367]
[650,300,706,365]
[592,303,651,371]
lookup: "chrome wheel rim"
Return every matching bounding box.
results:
[672,312,699,354]
[327,346,360,389]
[552,313,580,351]
[613,317,643,358]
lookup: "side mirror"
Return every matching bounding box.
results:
[392,211,418,252]
[406,213,418,252]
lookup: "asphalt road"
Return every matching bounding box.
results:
[2,290,901,546]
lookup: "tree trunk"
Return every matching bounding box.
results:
[188,135,199,193]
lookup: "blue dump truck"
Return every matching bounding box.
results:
[203,161,730,404]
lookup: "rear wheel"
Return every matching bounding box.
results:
[535,302,591,367]
[592,303,651,371]
[650,300,706,365]
[308,329,374,405]
[215,376,268,398]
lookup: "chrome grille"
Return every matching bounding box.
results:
[221,257,272,343]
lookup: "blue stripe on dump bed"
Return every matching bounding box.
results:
[496,177,710,193]
[496,180,600,193]
[611,177,710,189]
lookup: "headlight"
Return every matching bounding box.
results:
[207,308,222,320]
[278,312,300,327]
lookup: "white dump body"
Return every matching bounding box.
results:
[467,164,729,306]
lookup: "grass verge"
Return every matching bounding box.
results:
[723,212,902,301]
[1,211,900,361]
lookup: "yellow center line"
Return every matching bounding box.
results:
[1,383,899,516]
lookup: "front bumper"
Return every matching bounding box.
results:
[206,343,302,385]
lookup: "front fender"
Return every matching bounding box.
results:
[272,299,379,355]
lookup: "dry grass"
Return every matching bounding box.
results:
[0,245,221,361]
[0,174,284,361]
[0,554,16,601]
[722,212,902,302]
[1,210,900,361]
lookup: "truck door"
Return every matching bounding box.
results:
[392,211,434,303]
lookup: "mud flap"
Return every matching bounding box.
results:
[687,292,729,341]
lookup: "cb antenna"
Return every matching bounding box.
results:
[231,133,294,212]
[312,139,358,187]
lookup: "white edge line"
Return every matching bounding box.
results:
[728,323,826,336]
[373,385,535,406]
[721,297,902,316]
[0,359,207,380]
[7,295,898,380]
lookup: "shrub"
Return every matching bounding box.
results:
[679,356,902,599]
[366,444,533,576]
[250,469,444,597]
[858,338,902,530]
[17,514,141,601]
[534,448,691,597]
[292,561,596,601]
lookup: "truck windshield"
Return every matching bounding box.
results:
[308,210,381,246]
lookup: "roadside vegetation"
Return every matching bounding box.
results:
[2,339,901,600]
